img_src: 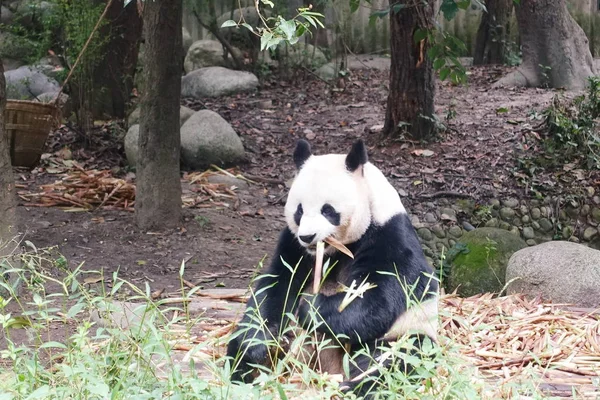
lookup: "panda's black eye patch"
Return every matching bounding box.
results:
[294,204,303,225]
[321,203,340,226]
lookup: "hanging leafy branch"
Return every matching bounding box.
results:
[365,0,521,84]
[220,0,325,51]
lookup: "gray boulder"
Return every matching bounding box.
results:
[124,124,140,166]
[277,42,327,69]
[5,65,60,100]
[182,27,193,55]
[128,105,195,128]
[180,109,245,168]
[315,62,338,81]
[181,66,258,99]
[507,241,600,307]
[184,40,242,73]
[1,6,14,24]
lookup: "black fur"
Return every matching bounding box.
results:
[293,140,312,169]
[226,212,438,394]
[320,203,340,226]
[345,139,368,172]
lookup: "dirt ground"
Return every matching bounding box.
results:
[11,56,600,296]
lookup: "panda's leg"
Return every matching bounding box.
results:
[341,334,436,399]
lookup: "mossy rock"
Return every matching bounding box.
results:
[448,227,527,297]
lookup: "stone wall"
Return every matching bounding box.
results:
[412,193,600,266]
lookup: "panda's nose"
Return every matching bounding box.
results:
[299,234,316,244]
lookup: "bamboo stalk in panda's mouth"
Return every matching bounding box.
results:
[313,241,325,294]
[312,238,354,294]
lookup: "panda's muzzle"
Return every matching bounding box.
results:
[299,234,316,245]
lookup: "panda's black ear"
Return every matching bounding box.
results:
[345,139,368,172]
[293,139,312,169]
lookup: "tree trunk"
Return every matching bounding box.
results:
[382,0,436,140]
[0,61,18,247]
[135,0,183,230]
[93,0,143,119]
[495,0,596,89]
[473,0,513,65]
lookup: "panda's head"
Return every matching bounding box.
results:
[285,139,404,254]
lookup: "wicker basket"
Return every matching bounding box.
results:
[4,100,61,168]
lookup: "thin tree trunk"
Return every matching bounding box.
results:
[0,61,18,247]
[93,0,143,118]
[496,0,596,89]
[473,0,513,65]
[135,0,183,230]
[383,0,436,140]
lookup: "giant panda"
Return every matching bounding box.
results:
[226,139,439,398]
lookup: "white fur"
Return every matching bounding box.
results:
[285,152,406,252]
[384,297,439,342]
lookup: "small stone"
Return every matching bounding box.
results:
[512,217,522,227]
[522,227,535,240]
[424,212,437,224]
[417,228,433,241]
[562,226,573,240]
[568,236,580,243]
[531,208,541,220]
[519,205,529,215]
[586,186,596,197]
[538,218,553,232]
[522,215,530,224]
[583,227,599,241]
[448,239,456,247]
[499,221,511,230]
[559,210,568,221]
[530,200,540,207]
[592,207,600,223]
[593,196,600,205]
[462,221,475,231]
[532,221,541,230]
[369,124,384,134]
[38,221,52,228]
[581,204,590,216]
[432,225,446,238]
[440,208,457,222]
[566,206,580,219]
[485,218,499,228]
[448,226,463,238]
[422,246,434,257]
[540,207,548,217]
[303,129,316,140]
[410,215,421,225]
[436,242,447,252]
[509,226,520,236]
[489,199,501,209]
[503,198,519,208]
[526,239,537,246]
[500,207,516,221]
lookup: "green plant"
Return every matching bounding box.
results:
[540,76,600,169]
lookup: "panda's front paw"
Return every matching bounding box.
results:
[226,332,269,383]
[297,294,321,330]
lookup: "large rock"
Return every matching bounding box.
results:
[1,6,14,24]
[127,105,195,128]
[181,67,258,99]
[5,65,60,100]
[124,124,140,166]
[448,227,527,297]
[277,42,328,69]
[507,241,600,307]
[184,40,242,73]
[180,109,245,168]
[182,27,193,55]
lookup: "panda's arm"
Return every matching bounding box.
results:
[248,228,312,327]
[226,228,311,379]
[300,266,404,344]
